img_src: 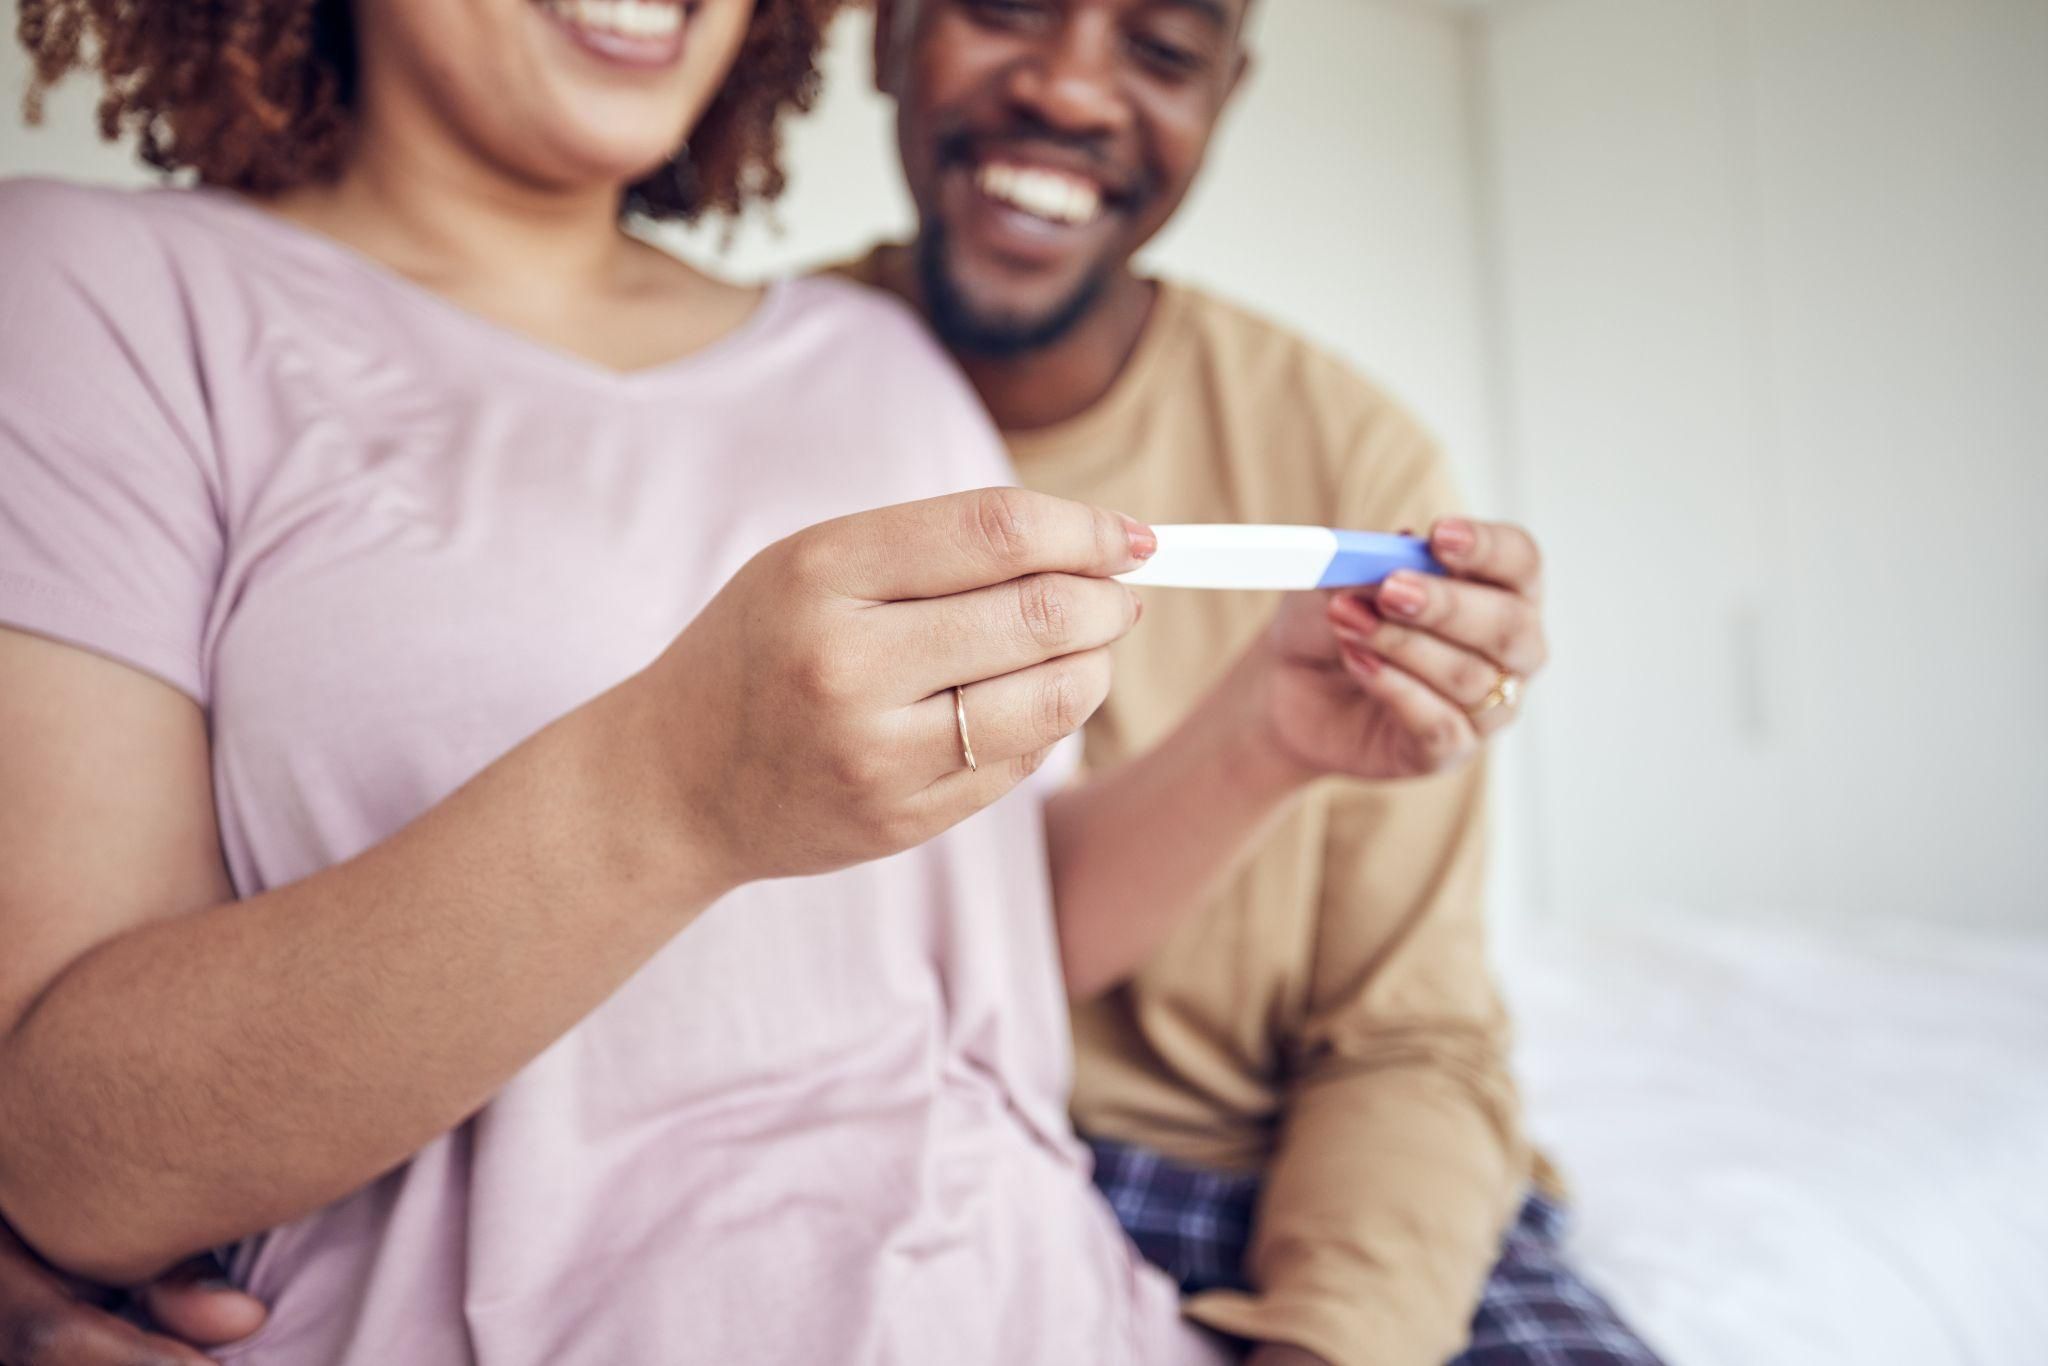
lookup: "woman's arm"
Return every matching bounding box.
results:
[0,626,722,1286]
[0,489,1150,1285]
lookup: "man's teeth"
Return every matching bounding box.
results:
[547,0,682,39]
[975,163,1104,227]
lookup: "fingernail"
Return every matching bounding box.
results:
[1434,518,1476,559]
[1329,593,1377,631]
[1380,577,1426,618]
[1343,642,1384,675]
[1120,514,1157,562]
[1130,591,1145,623]
[1332,624,1370,651]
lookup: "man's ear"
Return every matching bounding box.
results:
[1225,46,1253,110]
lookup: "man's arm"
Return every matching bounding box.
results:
[1187,764,1528,1366]
[1183,410,1542,1365]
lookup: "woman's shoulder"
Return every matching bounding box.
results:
[0,180,228,465]
[770,273,989,415]
[772,272,1010,477]
[0,176,217,267]
[775,272,954,363]
[0,178,242,339]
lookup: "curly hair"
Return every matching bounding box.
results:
[15,0,845,220]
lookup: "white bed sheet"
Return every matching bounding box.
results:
[1501,908,2048,1366]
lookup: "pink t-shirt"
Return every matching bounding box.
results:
[0,179,1221,1366]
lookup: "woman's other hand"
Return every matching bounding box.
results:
[0,1218,264,1366]
[1253,517,1548,784]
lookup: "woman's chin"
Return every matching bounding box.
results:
[521,129,694,200]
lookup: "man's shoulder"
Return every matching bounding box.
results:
[816,242,896,294]
[1166,283,1429,443]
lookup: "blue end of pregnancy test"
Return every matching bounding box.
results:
[1314,531,1446,588]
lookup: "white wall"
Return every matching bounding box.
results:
[1481,0,2048,929]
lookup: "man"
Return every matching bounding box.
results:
[839,3,1662,1364]
[0,5,1659,1364]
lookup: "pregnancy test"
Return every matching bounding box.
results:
[1118,525,1445,590]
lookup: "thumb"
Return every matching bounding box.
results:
[137,1258,267,1348]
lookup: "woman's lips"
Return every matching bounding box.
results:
[539,0,689,69]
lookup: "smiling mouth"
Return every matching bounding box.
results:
[973,161,1110,229]
[540,0,691,65]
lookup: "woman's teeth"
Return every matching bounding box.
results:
[976,163,1105,227]
[545,0,682,39]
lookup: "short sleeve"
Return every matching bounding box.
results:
[0,180,223,703]
[1329,379,1467,535]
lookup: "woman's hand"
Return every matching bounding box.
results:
[0,1218,264,1365]
[1253,517,1547,784]
[633,487,1152,888]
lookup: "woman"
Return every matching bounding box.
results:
[0,1,1429,1362]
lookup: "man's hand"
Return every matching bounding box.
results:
[1246,1344,1334,1366]
[0,1220,264,1365]
[1256,517,1547,782]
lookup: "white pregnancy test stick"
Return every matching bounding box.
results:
[1117,525,1445,590]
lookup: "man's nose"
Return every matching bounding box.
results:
[1002,14,1133,139]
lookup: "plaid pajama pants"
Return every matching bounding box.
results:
[1086,1138,1665,1366]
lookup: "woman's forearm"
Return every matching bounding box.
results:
[1046,647,1312,1000]
[0,679,729,1285]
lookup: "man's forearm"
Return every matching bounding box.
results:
[1045,647,1311,999]
[0,682,728,1285]
[1190,1039,1526,1366]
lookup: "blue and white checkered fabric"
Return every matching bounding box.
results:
[1086,1137,1664,1366]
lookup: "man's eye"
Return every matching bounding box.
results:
[964,0,1054,29]
[1129,32,1204,78]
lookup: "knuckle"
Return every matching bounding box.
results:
[969,487,1036,571]
[1014,575,1073,651]
[780,527,837,591]
[1490,617,1524,671]
[1093,506,1127,566]
[1036,665,1086,737]
[826,734,891,795]
[793,649,855,704]
[1449,653,1494,702]
[1419,581,1452,630]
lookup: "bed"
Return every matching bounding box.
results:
[1501,907,2048,1365]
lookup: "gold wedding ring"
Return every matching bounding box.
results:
[954,685,978,773]
[1472,669,1523,718]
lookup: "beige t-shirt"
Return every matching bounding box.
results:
[840,253,1530,1366]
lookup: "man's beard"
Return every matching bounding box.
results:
[917,222,1113,360]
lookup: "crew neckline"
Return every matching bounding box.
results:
[1000,278,1193,477]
